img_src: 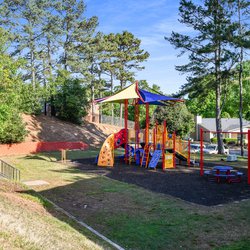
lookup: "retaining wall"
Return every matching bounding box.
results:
[0,141,89,156]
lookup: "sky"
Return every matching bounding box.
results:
[85,0,191,95]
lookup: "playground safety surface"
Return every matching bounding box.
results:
[74,158,250,207]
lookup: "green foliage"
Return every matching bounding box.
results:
[103,32,149,89]
[0,105,26,144]
[186,91,216,117]
[186,61,250,120]
[0,28,27,144]
[54,78,89,124]
[167,0,241,152]
[223,138,237,145]
[154,103,194,137]
[211,137,217,143]
[19,83,44,115]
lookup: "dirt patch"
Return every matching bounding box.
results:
[0,180,48,215]
[73,158,250,206]
[22,114,121,148]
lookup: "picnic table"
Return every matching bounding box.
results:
[204,166,243,183]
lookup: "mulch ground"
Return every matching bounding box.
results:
[73,158,250,206]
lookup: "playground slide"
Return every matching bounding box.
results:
[166,149,188,162]
[148,150,162,169]
[97,129,127,167]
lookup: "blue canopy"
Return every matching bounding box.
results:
[138,89,181,105]
[95,82,183,105]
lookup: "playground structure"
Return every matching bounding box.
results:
[96,81,192,170]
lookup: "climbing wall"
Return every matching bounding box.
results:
[97,134,115,167]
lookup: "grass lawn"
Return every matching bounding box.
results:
[2,151,250,250]
[0,180,113,250]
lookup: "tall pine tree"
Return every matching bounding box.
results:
[167,0,238,153]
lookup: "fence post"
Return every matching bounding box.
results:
[61,149,67,163]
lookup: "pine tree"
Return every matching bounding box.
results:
[54,0,98,71]
[104,31,149,120]
[167,0,238,153]
[232,0,250,155]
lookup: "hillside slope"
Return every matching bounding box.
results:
[0,180,108,250]
[23,114,122,148]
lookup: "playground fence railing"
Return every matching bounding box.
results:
[100,115,135,128]
[0,159,20,182]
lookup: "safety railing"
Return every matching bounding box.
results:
[0,159,20,181]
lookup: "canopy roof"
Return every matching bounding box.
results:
[138,89,181,105]
[95,82,182,105]
[99,83,139,104]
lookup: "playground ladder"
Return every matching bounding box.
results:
[141,144,152,168]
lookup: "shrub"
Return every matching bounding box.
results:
[0,105,26,144]
[223,138,237,145]
[54,78,90,125]
[211,137,217,143]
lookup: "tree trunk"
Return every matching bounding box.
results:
[42,56,47,116]
[111,71,114,125]
[238,0,244,156]
[30,32,36,88]
[50,96,56,116]
[119,80,124,126]
[215,82,224,154]
[47,37,55,117]
[214,1,224,154]
[91,83,95,122]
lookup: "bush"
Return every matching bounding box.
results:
[54,78,90,125]
[223,138,237,145]
[0,105,26,144]
[211,137,217,143]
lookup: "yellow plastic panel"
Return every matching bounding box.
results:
[98,134,115,167]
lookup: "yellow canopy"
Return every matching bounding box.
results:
[100,82,140,103]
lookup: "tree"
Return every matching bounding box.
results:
[186,91,216,117]
[104,31,149,120]
[55,0,98,71]
[76,32,107,122]
[0,0,47,86]
[54,77,90,124]
[231,0,250,155]
[0,0,54,115]
[167,0,238,153]
[154,103,194,137]
[0,28,26,143]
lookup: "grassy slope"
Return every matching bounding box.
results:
[0,180,113,250]
[2,152,250,250]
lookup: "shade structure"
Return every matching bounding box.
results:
[98,82,140,104]
[138,89,182,105]
[96,82,182,105]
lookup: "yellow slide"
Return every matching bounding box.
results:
[97,134,115,167]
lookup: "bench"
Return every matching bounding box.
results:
[204,170,243,183]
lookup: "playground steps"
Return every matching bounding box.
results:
[141,144,151,168]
